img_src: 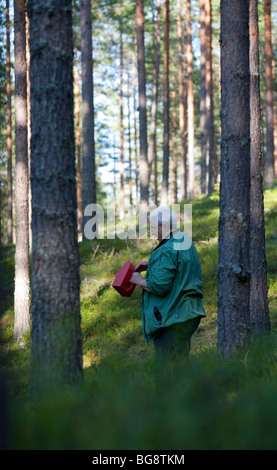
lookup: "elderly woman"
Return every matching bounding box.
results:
[130,207,206,360]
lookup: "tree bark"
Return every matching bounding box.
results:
[80,0,96,239]
[127,60,133,208]
[186,0,195,199]
[206,0,216,196]
[14,0,30,342]
[119,26,124,220]
[136,0,148,205]
[249,0,270,339]
[171,77,178,204]
[217,0,251,358]
[5,0,13,244]
[28,0,83,392]
[161,0,170,206]
[26,11,32,253]
[132,47,139,212]
[200,0,208,194]
[177,0,187,201]
[148,0,161,185]
[264,0,275,187]
[74,50,82,234]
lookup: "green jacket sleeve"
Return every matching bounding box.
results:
[146,247,178,297]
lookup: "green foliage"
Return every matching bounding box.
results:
[1,187,277,450]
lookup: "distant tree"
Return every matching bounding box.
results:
[127,60,133,208]
[177,0,187,201]
[136,0,148,206]
[217,0,251,358]
[171,76,178,204]
[80,0,96,239]
[119,26,124,220]
[186,0,195,199]
[73,50,82,234]
[5,0,12,244]
[161,0,170,206]
[28,0,83,392]
[264,0,275,187]
[13,0,30,342]
[132,46,139,211]
[249,0,270,339]
[200,0,215,196]
[200,0,208,194]
[148,0,161,190]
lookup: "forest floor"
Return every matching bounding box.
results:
[0,185,277,450]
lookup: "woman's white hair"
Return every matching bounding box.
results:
[149,206,178,230]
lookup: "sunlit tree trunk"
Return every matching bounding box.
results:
[26,11,32,253]
[161,0,170,206]
[148,0,161,185]
[119,26,124,220]
[186,0,195,199]
[206,0,215,196]
[178,0,187,201]
[249,0,270,339]
[171,78,178,204]
[132,48,139,212]
[127,61,133,208]
[5,0,13,244]
[73,51,82,234]
[264,0,275,187]
[136,0,148,205]
[28,0,83,392]
[200,0,208,194]
[14,0,30,342]
[80,0,96,239]
[217,0,251,358]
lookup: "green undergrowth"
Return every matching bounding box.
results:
[1,185,277,450]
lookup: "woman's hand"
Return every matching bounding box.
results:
[130,272,150,292]
[134,261,148,273]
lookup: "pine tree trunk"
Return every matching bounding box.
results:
[264,0,275,187]
[249,0,270,339]
[119,27,124,220]
[136,0,148,205]
[127,62,133,208]
[132,48,139,213]
[26,11,32,253]
[200,0,208,194]
[148,0,161,184]
[28,0,83,392]
[73,51,82,234]
[5,0,13,244]
[80,0,96,239]
[206,0,216,196]
[171,79,178,204]
[186,0,195,199]
[14,0,30,342]
[161,0,170,206]
[178,0,187,201]
[217,0,251,358]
